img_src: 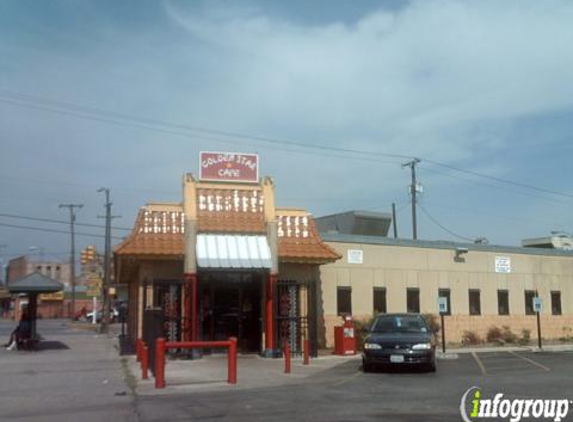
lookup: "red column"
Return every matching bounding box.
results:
[228,337,237,384]
[184,273,198,342]
[265,273,277,352]
[155,338,166,389]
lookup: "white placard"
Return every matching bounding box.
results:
[495,256,511,273]
[438,297,449,314]
[533,297,542,313]
[347,249,363,264]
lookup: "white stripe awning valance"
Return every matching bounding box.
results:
[196,234,272,269]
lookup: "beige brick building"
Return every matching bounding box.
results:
[319,235,573,346]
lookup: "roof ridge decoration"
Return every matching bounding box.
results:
[116,202,340,264]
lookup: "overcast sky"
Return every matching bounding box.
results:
[1,0,573,268]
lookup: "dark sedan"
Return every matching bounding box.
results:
[362,313,436,372]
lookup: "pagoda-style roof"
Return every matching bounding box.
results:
[8,272,64,294]
[115,203,340,265]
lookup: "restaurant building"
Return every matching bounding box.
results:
[115,153,340,355]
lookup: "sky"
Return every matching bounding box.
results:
[1,0,573,270]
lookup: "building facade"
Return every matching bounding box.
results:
[320,235,573,345]
[6,256,72,319]
[115,167,339,355]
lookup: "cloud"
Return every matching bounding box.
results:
[165,0,573,161]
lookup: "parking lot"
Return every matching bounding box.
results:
[135,349,573,422]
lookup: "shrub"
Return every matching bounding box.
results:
[422,313,441,335]
[501,326,518,344]
[353,316,377,351]
[462,330,482,346]
[519,329,531,345]
[486,326,503,343]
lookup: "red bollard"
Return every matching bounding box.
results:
[155,337,166,389]
[142,345,149,380]
[303,339,310,366]
[136,339,142,362]
[228,337,237,384]
[284,341,291,374]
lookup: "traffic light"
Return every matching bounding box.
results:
[87,245,96,261]
[80,248,89,265]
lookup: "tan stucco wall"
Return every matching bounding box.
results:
[320,241,573,346]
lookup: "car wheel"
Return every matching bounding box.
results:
[427,359,437,372]
[363,359,373,373]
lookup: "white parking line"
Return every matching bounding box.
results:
[471,351,487,376]
[507,350,550,372]
[332,370,362,387]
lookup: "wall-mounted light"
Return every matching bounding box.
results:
[455,247,469,261]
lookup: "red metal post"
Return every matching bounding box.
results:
[228,337,237,384]
[303,339,310,365]
[142,345,149,380]
[265,273,277,351]
[155,337,166,389]
[284,341,291,374]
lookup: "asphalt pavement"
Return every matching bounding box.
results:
[2,320,573,422]
[134,348,573,422]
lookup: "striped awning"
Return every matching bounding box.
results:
[196,234,272,269]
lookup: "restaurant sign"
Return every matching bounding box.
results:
[199,152,259,183]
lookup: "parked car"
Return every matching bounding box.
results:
[362,313,437,372]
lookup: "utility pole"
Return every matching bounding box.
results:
[391,203,398,239]
[0,245,7,285]
[97,188,119,333]
[402,158,421,240]
[60,204,83,319]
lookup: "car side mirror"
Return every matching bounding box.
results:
[361,325,371,334]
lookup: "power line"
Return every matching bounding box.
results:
[0,222,125,240]
[424,159,573,200]
[2,89,572,201]
[417,203,475,242]
[418,167,573,205]
[0,212,132,231]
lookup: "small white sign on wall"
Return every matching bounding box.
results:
[495,256,511,273]
[347,249,363,264]
[533,297,543,313]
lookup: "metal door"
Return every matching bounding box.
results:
[276,279,316,356]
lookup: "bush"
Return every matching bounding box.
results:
[501,326,518,344]
[422,313,441,335]
[486,326,503,343]
[519,329,531,345]
[462,330,482,345]
[353,316,377,351]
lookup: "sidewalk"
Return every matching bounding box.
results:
[0,320,136,422]
[131,351,361,395]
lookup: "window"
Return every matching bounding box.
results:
[373,287,387,314]
[469,290,481,315]
[337,287,352,316]
[525,290,536,315]
[407,288,420,313]
[497,290,510,315]
[551,291,562,315]
[438,289,451,315]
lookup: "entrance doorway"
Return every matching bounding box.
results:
[199,272,263,353]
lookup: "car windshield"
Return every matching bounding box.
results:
[371,315,428,334]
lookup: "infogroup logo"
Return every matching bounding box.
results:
[460,387,571,422]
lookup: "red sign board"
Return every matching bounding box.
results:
[199,152,259,183]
